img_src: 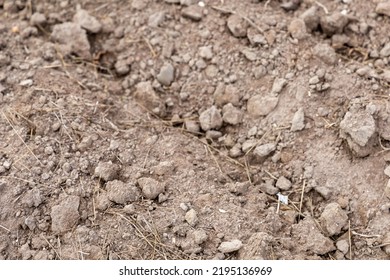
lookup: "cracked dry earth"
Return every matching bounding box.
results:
[1,0,390,260]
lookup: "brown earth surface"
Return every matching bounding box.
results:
[1,0,390,260]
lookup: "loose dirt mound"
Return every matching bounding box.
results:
[1,0,390,260]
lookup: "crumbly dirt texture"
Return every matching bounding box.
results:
[1,0,390,260]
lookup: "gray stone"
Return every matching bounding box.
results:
[292,217,335,255]
[182,5,203,21]
[291,108,305,132]
[339,110,376,157]
[115,60,131,76]
[214,84,241,107]
[199,46,213,60]
[51,22,91,60]
[138,177,165,200]
[22,188,43,208]
[336,239,349,255]
[106,180,140,205]
[157,63,175,86]
[276,176,292,191]
[376,1,390,17]
[148,11,166,27]
[313,43,338,65]
[199,106,223,131]
[24,217,37,231]
[19,79,33,87]
[380,43,390,57]
[319,202,348,236]
[222,103,243,125]
[241,48,257,61]
[271,78,288,95]
[185,209,198,226]
[259,179,278,195]
[51,196,80,234]
[218,239,243,253]
[132,0,149,10]
[94,161,119,182]
[73,8,102,33]
[288,18,307,40]
[247,94,279,117]
[185,120,200,134]
[320,12,349,36]
[134,81,166,117]
[30,13,47,26]
[95,193,111,211]
[191,229,208,244]
[300,6,321,32]
[384,166,390,177]
[253,143,276,158]
[227,14,248,38]
[238,232,273,260]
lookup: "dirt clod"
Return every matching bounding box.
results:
[50,196,80,234]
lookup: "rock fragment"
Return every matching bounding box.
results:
[291,108,305,132]
[218,239,243,253]
[288,18,307,40]
[30,13,47,26]
[276,176,292,191]
[339,110,376,157]
[199,46,213,60]
[185,209,198,226]
[191,229,208,244]
[214,84,241,107]
[73,8,102,33]
[148,11,166,27]
[51,196,80,234]
[313,43,338,65]
[380,43,390,57]
[132,0,149,10]
[292,217,335,255]
[222,103,243,125]
[106,180,140,205]
[238,232,273,259]
[319,203,348,236]
[247,94,279,117]
[271,78,287,95]
[227,14,248,38]
[51,22,91,60]
[300,6,321,32]
[134,81,166,116]
[137,177,165,200]
[376,1,390,17]
[94,161,119,182]
[182,5,203,21]
[253,143,276,159]
[320,12,349,36]
[157,63,175,86]
[199,106,223,131]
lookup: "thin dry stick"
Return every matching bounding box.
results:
[315,1,329,14]
[0,224,10,232]
[372,242,390,248]
[299,180,306,217]
[351,231,381,238]
[348,220,352,260]
[143,37,157,57]
[244,157,252,184]
[2,112,43,166]
[206,145,223,174]
[42,235,62,260]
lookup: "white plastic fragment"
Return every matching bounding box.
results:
[277,192,288,205]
